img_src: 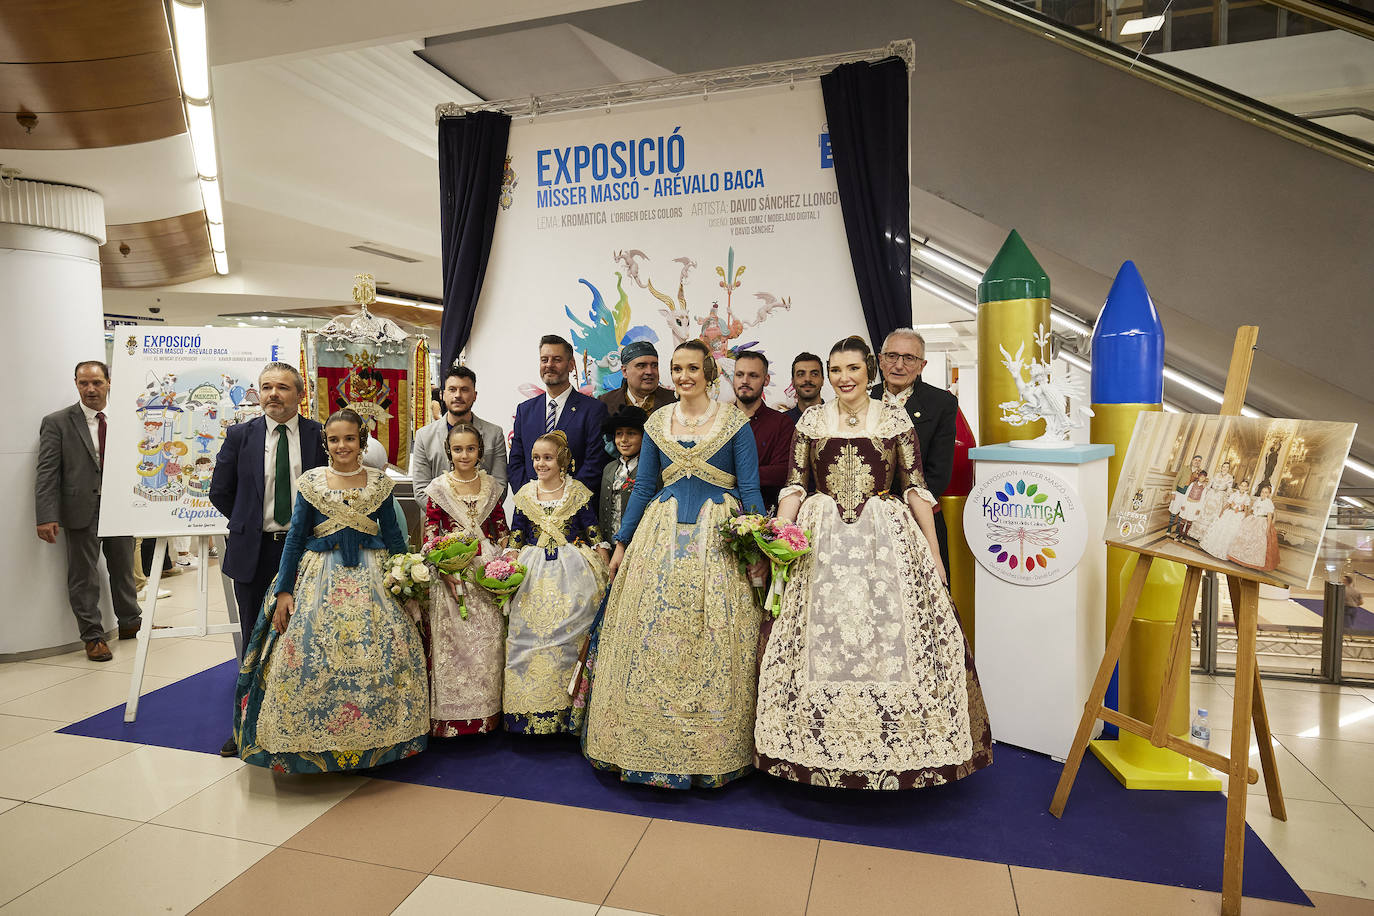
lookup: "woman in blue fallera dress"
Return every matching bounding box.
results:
[582,340,768,789]
[235,408,430,773]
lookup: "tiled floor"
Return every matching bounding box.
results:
[1,572,1372,914]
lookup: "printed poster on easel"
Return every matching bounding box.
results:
[1106,412,1356,589]
[98,326,300,538]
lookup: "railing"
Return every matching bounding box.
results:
[959,0,1374,169]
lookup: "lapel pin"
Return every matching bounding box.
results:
[914,411,922,418]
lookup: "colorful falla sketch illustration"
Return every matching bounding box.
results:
[514,246,796,415]
[131,369,257,507]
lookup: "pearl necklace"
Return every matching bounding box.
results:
[331,465,367,478]
[677,401,716,430]
[448,470,479,484]
[537,482,565,500]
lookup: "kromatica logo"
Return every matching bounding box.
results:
[965,468,1086,586]
[985,479,1065,572]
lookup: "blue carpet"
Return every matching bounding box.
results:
[62,660,1309,907]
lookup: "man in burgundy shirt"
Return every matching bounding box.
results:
[731,351,796,510]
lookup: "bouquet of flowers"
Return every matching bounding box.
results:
[383,553,431,610]
[472,554,528,611]
[421,532,481,618]
[718,512,812,615]
[756,518,812,616]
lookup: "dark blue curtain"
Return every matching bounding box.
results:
[821,57,912,351]
[438,110,511,372]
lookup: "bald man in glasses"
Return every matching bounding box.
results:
[871,328,957,572]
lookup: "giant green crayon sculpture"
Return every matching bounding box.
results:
[977,231,1051,445]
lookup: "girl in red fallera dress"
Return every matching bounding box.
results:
[421,424,509,735]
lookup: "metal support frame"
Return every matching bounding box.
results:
[437,41,915,121]
[1322,580,1347,682]
[1199,569,1220,674]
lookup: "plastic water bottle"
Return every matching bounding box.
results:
[1190,708,1210,748]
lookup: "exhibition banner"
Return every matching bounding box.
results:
[466,81,866,433]
[99,327,297,538]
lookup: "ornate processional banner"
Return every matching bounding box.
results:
[98,327,297,537]
[466,81,870,433]
[314,339,413,469]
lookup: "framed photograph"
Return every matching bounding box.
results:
[1105,413,1357,588]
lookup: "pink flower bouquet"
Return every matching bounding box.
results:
[422,532,480,574]
[472,555,528,610]
[422,532,481,619]
[756,519,812,616]
[718,513,813,614]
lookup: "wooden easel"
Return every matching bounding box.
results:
[1049,327,1287,916]
[123,533,240,722]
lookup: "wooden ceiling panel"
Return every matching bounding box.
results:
[0,97,186,149]
[0,0,170,64]
[0,50,179,113]
[100,210,215,289]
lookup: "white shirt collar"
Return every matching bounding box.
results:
[546,387,572,410]
[80,402,103,421]
[267,413,300,434]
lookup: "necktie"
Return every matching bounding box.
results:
[546,398,557,433]
[274,425,291,526]
[96,411,106,470]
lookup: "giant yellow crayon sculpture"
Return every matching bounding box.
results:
[977,230,1052,445]
[941,406,977,646]
[1086,261,1219,790]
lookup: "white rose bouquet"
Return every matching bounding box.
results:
[382,553,432,614]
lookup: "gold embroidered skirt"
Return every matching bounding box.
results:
[584,496,760,788]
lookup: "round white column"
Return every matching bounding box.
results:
[0,179,112,656]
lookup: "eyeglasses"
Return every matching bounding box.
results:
[881,352,926,365]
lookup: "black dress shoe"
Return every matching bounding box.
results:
[220,737,238,757]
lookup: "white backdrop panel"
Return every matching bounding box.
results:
[467,81,867,440]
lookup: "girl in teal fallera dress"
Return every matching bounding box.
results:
[235,409,430,774]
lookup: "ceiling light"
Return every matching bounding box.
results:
[913,243,983,287]
[912,276,977,316]
[351,244,421,264]
[170,1,210,101]
[1346,455,1374,482]
[199,177,223,224]
[1121,14,1165,35]
[1162,366,1225,404]
[207,222,225,251]
[374,293,443,312]
[212,249,227,275]
[185,101,218,179]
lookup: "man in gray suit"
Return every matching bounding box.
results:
[410,365,507,508]
[35,361,142,661]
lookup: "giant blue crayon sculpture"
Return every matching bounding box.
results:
[1087,261,1218,790]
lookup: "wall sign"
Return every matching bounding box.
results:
[964,466,1088,586]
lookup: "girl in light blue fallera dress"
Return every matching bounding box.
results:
[235,410,429,774]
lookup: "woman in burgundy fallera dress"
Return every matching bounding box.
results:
[754,337,993,789]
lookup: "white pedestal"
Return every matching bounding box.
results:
[968,443,1112,760]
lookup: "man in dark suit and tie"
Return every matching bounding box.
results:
[209,362,325,755]
[508,335,609,501]
[871,329,957,573]
[35,360,143,661]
